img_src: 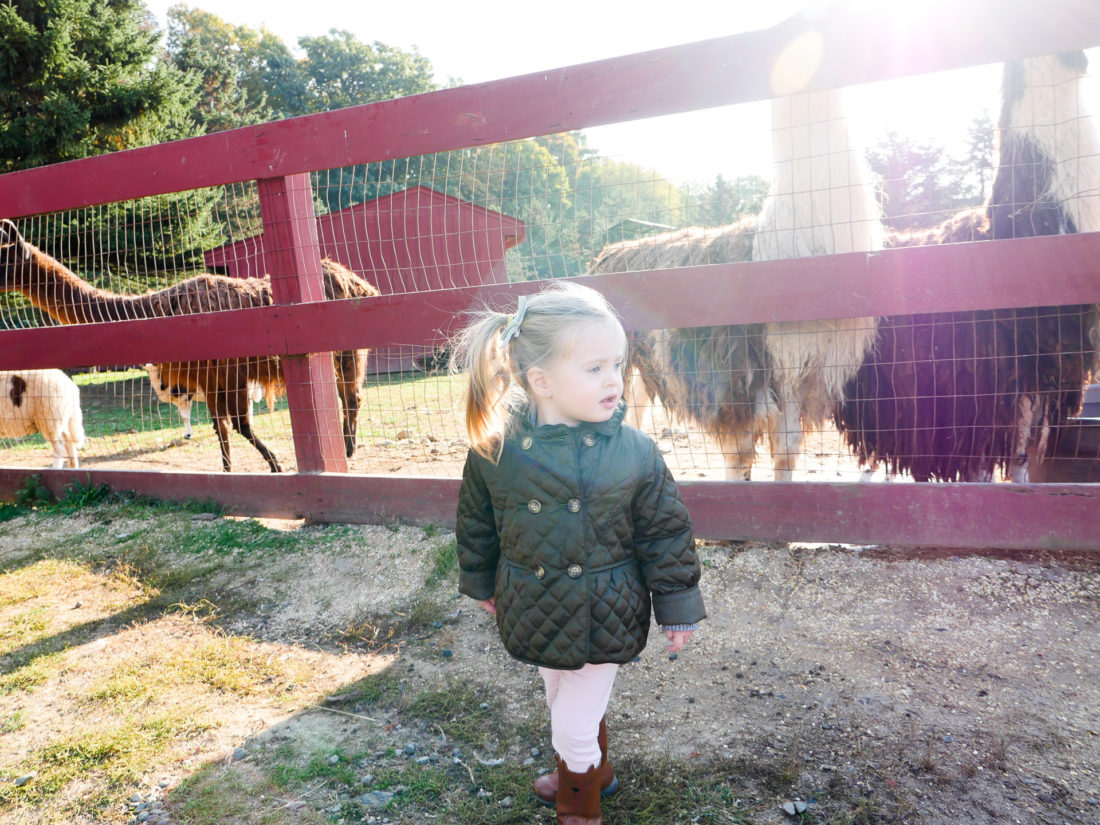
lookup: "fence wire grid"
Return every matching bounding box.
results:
[0,51,1098,482]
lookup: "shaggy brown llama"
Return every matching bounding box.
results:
[835,51,1100,482]
[0,219,379,472]
[594,88,882,480]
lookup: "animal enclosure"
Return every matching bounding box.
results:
[0,2,1097,548]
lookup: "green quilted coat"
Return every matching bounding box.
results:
[456,403,705,670]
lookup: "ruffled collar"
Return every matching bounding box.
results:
[511,400,626,441]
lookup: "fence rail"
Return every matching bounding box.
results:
[1,468,1096,551]
[1,1,1099,547]
[0,0,1096,216]
[3,232,1100,372]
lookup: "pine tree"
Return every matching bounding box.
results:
[0,0,199,172]
[166,5,274,133]
[0,0,227,282]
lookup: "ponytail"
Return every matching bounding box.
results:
[451,309,517,460]
[451,282,625,461]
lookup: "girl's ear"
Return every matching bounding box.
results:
[527,366,552,398]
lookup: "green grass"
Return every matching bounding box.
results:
[0,709,24,734]
[0,607,50,651]
[0,500,871,825]
[358,370,464,441]
[0,650,66,694]
[159,671,768,825]
[399,677,498,747]
[75,369,181,441]
[72,366,465,445]
[0,366,468,476]
[425,538,458,588]
[2,711,209,810]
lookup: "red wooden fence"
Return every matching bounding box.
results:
[1,0,1099,549]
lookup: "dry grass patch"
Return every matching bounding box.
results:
[0,608,382,825]
[0,558,146,638]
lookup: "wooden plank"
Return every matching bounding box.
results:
[258,174,347,473]
[0,468,1096,551]
[678,481,1100,550]
[0,469,457,526]
[0,0,1096,217]
[2,233,1099,372]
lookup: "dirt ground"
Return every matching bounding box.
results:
[0,370,880,482]
[193,535,1100,824]
[2,379,1097,823]
[312,539,1100,824]
[1,505,1098,824]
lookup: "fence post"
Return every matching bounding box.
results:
[258,173,349,474]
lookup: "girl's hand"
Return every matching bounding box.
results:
[477,598,496,614]
[664,629,693,652]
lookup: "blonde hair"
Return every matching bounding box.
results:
[451,281,625,461]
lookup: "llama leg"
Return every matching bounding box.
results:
[51,439,66,469]
[1009,394,1036,483]
[68,405,84,469]
[64,434,79,468]
[769,387,803,481]
[340,380,360,458]
[61,424,80,468]
[965,448,994,482]
[225,389,283,473]
[623,368,652,431]
[720,427,757,481]
[334,352,361,458]
[180,398,193,439]
[211,414,233,472]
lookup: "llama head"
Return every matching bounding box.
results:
[994,50,1098,237]
[0,219,32,288]
[1002,51,1088,119]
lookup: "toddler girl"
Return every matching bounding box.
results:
[453,282,705,824]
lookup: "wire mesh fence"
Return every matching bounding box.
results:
[0,52,1097,481]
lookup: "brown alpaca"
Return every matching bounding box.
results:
[0,219,379,472]
[592,219,766,463]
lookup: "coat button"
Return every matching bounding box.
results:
[582,433,596,447]
[567,498,581,513]
[534,565,545,579]
[527,499,542,514]
[521,436,533,450]
[567,564,583,578]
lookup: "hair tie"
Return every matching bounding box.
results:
[500,296,528,345]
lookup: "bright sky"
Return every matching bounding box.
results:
[143,0,1095,185]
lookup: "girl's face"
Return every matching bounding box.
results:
[527,318,626,427]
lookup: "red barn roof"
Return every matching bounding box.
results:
[204,185,526,294]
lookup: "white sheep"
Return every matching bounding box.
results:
[0,369,85,468]
[144,363,274,440]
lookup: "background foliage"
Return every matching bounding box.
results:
[1,0,995,284]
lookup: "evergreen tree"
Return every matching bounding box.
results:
[166,5,274,132]
[945,112,995,207]
[866,131,951,230]
[867,119,996,231]
[681,174,769,226]
[0,0,225,280]
[0,0,198,172]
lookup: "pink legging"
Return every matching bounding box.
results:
[539,662,619,772]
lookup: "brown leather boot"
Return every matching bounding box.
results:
[556,757,602,825]
[533,716,618,807]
